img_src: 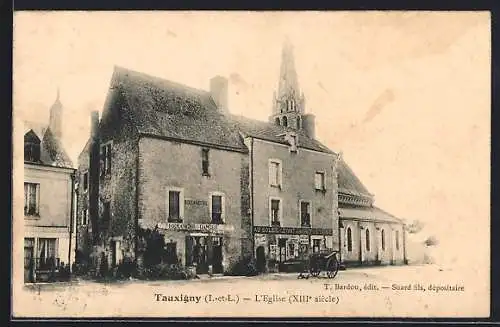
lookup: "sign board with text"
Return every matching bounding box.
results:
[253,225,333,236]
[158,222,234,234]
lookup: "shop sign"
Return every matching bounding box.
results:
[255,234,267,245]
[185,199,208,206]
[253,225,332,236]
[158,222,233,234]
[299,235,309,244]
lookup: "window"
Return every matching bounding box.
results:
[24,182,40,216]
[314,172,326,191]
[81,209,89,225]
[296,117,301,130]
[268,159,282,187]
[24,131,41,162]
[381,229,386,251]
[166,188,184,222]
[347,227,353,252]
[201,149,210,176]
[103,202,111,227]
[286,133,298,152]
[270,198,281,226]
[210,193,225,224]
[282,116,288,127]
[82,171,89,192]
[300,201,311,227]
[100,143,112,176]
[313,239,321,253]
[275,117,281,125]
[37,238,57,270]
[365,229,371,252]
[395,230,400,250]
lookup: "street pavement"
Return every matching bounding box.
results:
[14,264,483,318]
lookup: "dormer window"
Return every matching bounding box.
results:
[24,130,41,163]
[284,132,298,152]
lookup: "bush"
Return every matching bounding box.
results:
[225,257,258,276]
[115,257,138,279]
[140,263,196,280]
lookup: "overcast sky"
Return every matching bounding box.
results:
[13,11,490,265]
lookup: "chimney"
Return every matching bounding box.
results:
[210,76,229,114]
[302,113,316,139]
[88,111,100,243]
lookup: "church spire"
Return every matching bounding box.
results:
[49,87,63,139]
[269,39,316,139]
[277,38,300,101]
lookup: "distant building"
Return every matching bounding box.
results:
[337,160,406,266]
[75,40,406,275]
[23,90,76,282]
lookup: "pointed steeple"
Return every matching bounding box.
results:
[277,38,300,101]
[269,39,316,139]
[49,87,63,139]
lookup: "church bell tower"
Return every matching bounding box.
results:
[269,39,316,139]
[49,88,63,139]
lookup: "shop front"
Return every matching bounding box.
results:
[157,222,235,275]
[253,226,334,273]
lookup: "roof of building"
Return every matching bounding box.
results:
[111,66,248,152]
[339,205,404,224]
[337,159,373,198]
[24,121,74,169]
[107,66,336,155]
[101,66,382,201]
[227,114,335,154]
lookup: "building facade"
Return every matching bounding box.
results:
[23,91,76,282]
[75,40,406,276]
[337,158,406,266]
[75,68,253,275]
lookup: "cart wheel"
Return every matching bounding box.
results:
[310,262,321,277]
[326,257,340,279]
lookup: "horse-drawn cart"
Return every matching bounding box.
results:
[298,250,340,279]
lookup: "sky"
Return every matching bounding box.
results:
[13,11,491,267]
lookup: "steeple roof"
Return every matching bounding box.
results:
[277,38,300,100]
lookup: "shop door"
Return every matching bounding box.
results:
[212,237,223,274]
[256,246,266,273]
[193,236,208,274]
[278,238,287,263]
[111,241,117,267]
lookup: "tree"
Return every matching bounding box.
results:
[407,219,425,234]
[424,235,439,247]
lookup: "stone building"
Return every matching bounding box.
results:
[23,91,76,282]
[75,40,406,275]
[229,39,340,272]
[75,67,252,275]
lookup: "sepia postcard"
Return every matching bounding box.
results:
[12,11,491,319]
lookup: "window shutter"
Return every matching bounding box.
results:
[221,195,226,222]
[36,184,40,214]
[268,162,273,185]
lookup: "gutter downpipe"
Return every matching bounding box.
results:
[250,138,255,259]
[68,172,76,272]
[403,224,407,265]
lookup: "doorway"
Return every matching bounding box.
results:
[212,237,223,274]
[256,246,266,273]
[191,236,208,274]
[278,238,287,263]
